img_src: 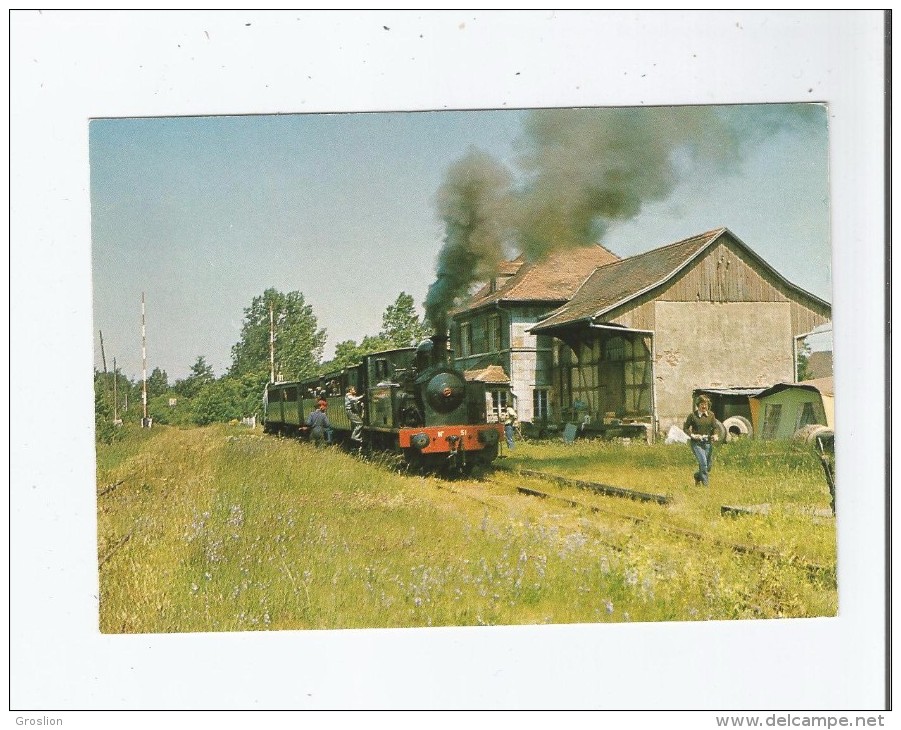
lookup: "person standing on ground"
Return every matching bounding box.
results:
[683,394,719,486]
[307,400,331,447]
[503,403,518,450]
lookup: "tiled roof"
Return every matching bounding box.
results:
[497,257,525,275]
[531,228,727,332]
[454,244,620,315]
[463,365,511,384]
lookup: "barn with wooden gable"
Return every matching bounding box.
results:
[449,244,620,425]
[529,227,832,436]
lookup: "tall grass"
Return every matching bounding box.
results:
[96,426,836,633]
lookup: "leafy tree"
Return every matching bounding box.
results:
[174,355,215,398]
[188,377,243,425]
[320,334,393,374]
[146,367,169,399]
[379,291,431,347]
[230,288,326,382]
[94,370,120,443]
[188,372,268,426]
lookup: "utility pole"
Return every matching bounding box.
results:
[142,292,150,427]
[269,302,275,383]
[99,330,108,375]
[113,357,118,423]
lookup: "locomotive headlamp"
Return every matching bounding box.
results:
[411,432,431,450]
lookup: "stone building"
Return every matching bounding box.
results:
[449,244,619,425]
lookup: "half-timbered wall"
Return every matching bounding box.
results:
[558,235,831,433]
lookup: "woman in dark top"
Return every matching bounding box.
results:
[683,394,719,486]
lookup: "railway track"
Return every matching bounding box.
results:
[441,465,835,587]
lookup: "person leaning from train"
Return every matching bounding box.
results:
[307,399,331,447]
[344,385,365,444]
[503,404,518,450]
[683,394,719,486]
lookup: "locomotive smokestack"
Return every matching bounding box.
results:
[430,333,449,364]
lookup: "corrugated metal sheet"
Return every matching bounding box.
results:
[756,376,834,399]
[694,387,768,397]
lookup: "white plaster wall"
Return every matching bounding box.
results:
[654,301,795,429]
[510,317,543,422]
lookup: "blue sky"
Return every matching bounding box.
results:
[91,104,831,381]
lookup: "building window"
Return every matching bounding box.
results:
[490,389,509,421]
[798,401,817,428]
[533,389,549,420]
[375,358,389,381]
[459,322,472,357]
[604,336,625,361]
[487,314,502,352]
[762,403,782,439]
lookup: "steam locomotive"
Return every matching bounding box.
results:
[263,336,504,472]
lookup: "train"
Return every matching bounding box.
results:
[263,335,504,472]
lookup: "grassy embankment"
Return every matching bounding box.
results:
[96,424,837,633]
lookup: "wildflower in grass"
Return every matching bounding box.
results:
[599,556,610,575]
[227,505,244,528]
[625,568,639,587]
[604,600,614,614]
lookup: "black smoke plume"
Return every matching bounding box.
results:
[424,148,513,335]
[425,104,822,333]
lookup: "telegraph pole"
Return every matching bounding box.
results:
[141,292,150,427]
[113,356,118,423]
[269,302,275,383]
[99,330,108,375]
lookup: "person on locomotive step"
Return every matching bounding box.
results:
[307,400,331,447]
[503,404,519,449]
[683,394,719,486]
[345,386,365,444]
